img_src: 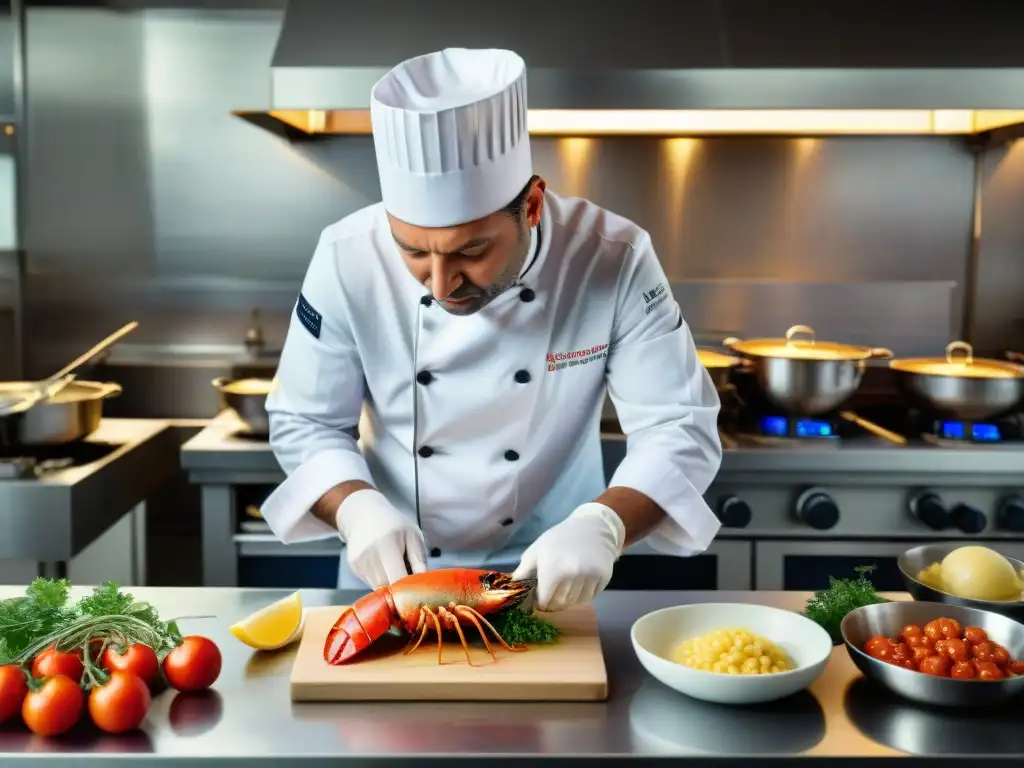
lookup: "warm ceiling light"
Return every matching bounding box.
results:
[247,109,1024,137]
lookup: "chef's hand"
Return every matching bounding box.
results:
[335,488,428,588]
[512,502,626,612]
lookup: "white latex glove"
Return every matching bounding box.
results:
[335,488,428,588]
[512,502,626,612]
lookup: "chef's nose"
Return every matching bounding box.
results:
[429,255,461,301]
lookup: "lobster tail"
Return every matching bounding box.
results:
[324,586,398,665]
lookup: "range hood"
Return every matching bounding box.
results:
[235,0,1024,140]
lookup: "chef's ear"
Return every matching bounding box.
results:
[525,176,546,228]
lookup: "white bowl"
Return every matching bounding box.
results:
[630,602,834,705]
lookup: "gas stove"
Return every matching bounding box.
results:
[700,397,1024,595]
[720,400,1024,451]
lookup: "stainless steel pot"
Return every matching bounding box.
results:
[696,348,744,389]
[212,376,274,435]
[0,380,122,446]
[889,341,1024,421]
[722,325,893,415]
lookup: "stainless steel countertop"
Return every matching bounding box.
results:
[181,411,1024,482]
[1,586,1021,765]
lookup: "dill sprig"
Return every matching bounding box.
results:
[803,564,890,645]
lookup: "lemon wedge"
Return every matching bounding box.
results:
[230,591,304,650]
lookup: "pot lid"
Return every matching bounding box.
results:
[890,341,1024,380]
[697,348,740,368]
[722,325,893,362]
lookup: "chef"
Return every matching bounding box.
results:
[260,47,723,611]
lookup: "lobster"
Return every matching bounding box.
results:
[324,568,537,666]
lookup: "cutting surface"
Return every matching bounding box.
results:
[290,604,609,702]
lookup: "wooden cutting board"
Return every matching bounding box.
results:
[289,604,609,702]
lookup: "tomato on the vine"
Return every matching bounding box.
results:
[88,671,151,734]
[31,647,84,684]
[0,665,28,723]
[101,644,160,685]
[162,636,221,692]
[22,674,83,737]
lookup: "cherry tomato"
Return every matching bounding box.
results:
[990,644,1011,668]
[88,671,151,734]
[901,624,923,643]
[891,642,912,664]
[938,618,962,639]
[0,665,28,722]
[941,638,969,662]
[863,636,892,658]
[911,645,932,663]
[951,660,975,679]
[905,633,932,649]
[918,654,951,677]
[101,644,160,685]
[933,639,950,656]
[964,626,988,645]
[972,642,996,663]
[21,674,83,737]
[923,619,945,642]
[975,660,1005,680]
[162,636,221,692]
[31,647,84,684]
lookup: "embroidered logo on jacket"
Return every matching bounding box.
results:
[546,344,608,372]
[643,282,668,315]
[296,293,323,339]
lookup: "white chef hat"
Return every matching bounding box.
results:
[370,48,533,228]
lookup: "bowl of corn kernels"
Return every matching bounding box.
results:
[631,602,833,705]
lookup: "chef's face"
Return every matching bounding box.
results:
[389,177,546,316]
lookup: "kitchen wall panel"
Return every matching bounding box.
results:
[972,140,1024,356]
[19,6,1017,387]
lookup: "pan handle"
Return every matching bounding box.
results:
[945,340,974,366]
[785,324,816,346]
[867,347,894,360]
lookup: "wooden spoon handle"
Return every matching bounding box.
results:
[49,321,139,382]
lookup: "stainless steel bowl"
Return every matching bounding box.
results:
[212,376,273,435]
[841,600,1024,707]
[898,542,1024,623]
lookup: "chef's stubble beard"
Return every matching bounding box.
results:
[441,217,531,316]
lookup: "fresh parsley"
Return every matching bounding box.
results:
[481,607,562,646]
[0,578,183,670]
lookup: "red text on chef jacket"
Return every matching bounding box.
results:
[546,344,608,372]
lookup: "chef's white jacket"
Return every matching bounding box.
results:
[260,190,723,589]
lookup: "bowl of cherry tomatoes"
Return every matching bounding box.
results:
[840,600,1024,707]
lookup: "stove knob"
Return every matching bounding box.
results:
[998,496,1024,532]
[908,492,951,531]
[716,496,752,528]
[951,503,987,534]
[794,488,839,531]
